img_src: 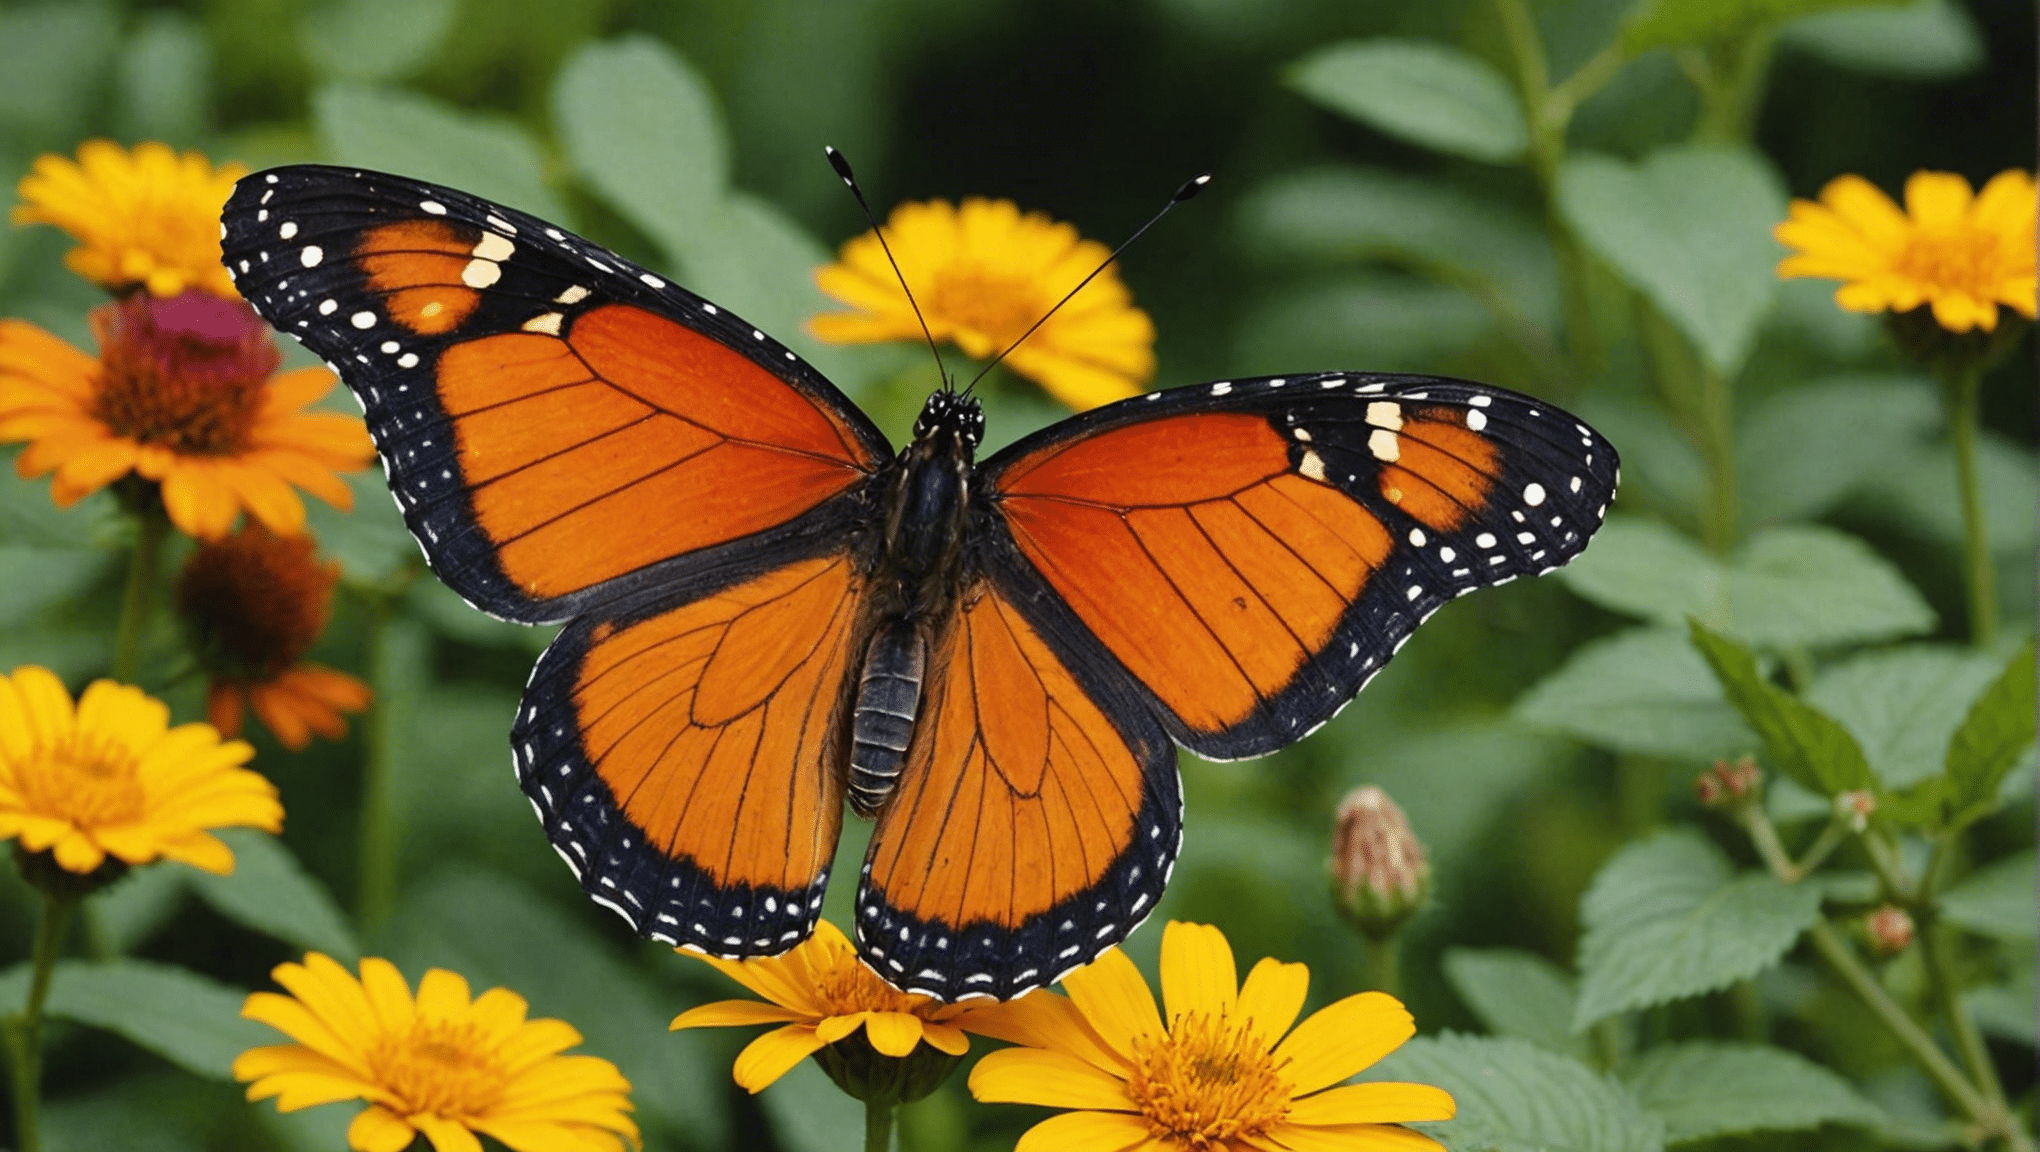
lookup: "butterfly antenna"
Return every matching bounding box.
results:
[824,146,952,391]
[963,171,1212,397]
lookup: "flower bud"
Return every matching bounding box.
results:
[1865,905,1915,954]
[1836,789,1876,832]
[1697,757,1763,808]
[1329,786,1431,939]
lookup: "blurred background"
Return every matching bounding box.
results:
[0,0,2031,1148]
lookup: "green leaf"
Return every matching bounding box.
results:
[0,546,108,629]
[759,1058,867,1152]
[1808,645,2007,789]
[1624,0,1906,54]
[1940,851,2037,942]
[313,84,567,221]
[553,36,727,263]
[1286,40,1528,163]
[1369,1034,1666,1152]
[0,960,267,1078]
[1556,147,1786,374]
[297,0,457,83]
[1738,377,1939,527]
[1688,621,1874,795]
[1237,271,1495,374]
[1623,1040,1884,1142]
[113,12,209,142]
[186,830,358,960]
[304,469,415,587]
[0,1,116,135]
[1853,428,2037,555]
[1560,518,1935,649]
[1515,627,1755,761]
[93,865,189,953]
[1943,640,2036,815]
[1574,830,1824,1028]
[1965,960,2036,1044]
[1782,0,1983,79]
[1443,948,1591,1060]
[1336,723,1571,870]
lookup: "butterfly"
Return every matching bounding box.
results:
[220,165,1617,1001]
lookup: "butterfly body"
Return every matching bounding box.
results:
[220,165,1618,1001]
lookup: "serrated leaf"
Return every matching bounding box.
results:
[1560,518,1934,649]
[1443,949,1591,1060]
[1737,377,1939,527]
[553,36,726,262]
[1689,621,1873,795]
[1782,0,1983,79]
[1515,627,1755,761]
[1287,39,1528,162]
[1944,640,2036,816]
[297,0,456,83]
[1623,1040,1884,1142]
[313,84,566,221]
[1940,852,2037,942]
[186,830,357,960]
[1369,1034,1665,1152]
[1625,0,1905,54]
[1556,147,1786,373]
[0,960,266,1078]
[1575,830,1824,1028]
[1808,645,2006,789]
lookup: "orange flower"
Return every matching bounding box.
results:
[0,291,372,539]
[13,140,245,299]
[178,525,370,750]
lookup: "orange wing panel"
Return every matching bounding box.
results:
[1379,409,1501,533]
[359,219,483,335]
[996,412,1287,505]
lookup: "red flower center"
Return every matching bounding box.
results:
[177,527,336,681]
[91,291,280,455]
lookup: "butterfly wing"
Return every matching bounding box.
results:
[854,578,1179,1001]
[981,372,1619,759]
[219,165,891,623]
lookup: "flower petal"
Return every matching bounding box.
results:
[864,1011,925,1058]
[414,1114,485,1152]
[669,999,807,1031]
[732,1024,829,1093]
[1013,1110,1153,1152]
[347,1106,419,1152]
[1061,948,1164,1065]
[1904,170,1974,228]
[1237,957,1310,1048]
[1273,992,1415,1096]
[1288,1082,1457,1126]
[1159,921,1238,1022]
[969,1047,1134,1111]
[1253,1121,1446,1152]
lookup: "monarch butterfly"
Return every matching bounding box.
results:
[220,165,1617,1001]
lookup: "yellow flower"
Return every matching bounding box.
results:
[13,140,245,299]
[236,953,640,1152]
[0,291,373,539]
[670,919,1008,1094]
[968,921,1454,1152]
[0,666,279,876]
[1775,169,2037,333]
[177,525,372,751]
[811,198,1155,410]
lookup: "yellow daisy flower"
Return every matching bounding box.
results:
[811,198,1156,410]
[0,666,280,876]
[670,918,1009,1094]
[1775,168,2037,334]
[0,290,373,539]
[968,921,1454,1152]
[235,953,640,1152]
[13,140,246,299]
[177,525,372,751]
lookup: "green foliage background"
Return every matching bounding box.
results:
[0,0,2030,1149]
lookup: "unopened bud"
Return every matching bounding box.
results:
[1865,905,1914,954]
[1836,789,1876,832]
[1697,757,1763,807]
[1330,786,1431,939]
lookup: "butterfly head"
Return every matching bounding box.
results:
[911,389,984,453]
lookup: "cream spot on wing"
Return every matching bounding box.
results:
[472,232,516,261]
[555,284,591,305]
[1298,448,1329,482]
[461,258,501,289]
[1368,428,1400,462]
[521,312,565,335]
[1366,400,1403,430]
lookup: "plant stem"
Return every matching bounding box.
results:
[1362,934,1401,997]
[110,508,167,684]
[6,893,74,1152]
[355,595,400,932]
[865,1099,894,1152]
[1943,365,1996,647]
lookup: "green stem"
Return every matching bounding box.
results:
[1944,365,1997,647]
[1362,933,1402,997]
[355,596,399,932]
[6,893,74,1152]
[109,508,167,685]
[1696,362,1739,553]
[1921,917,2010,1113]
[865,1098,894,1152]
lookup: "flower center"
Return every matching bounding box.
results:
[1126,1011,1291,1148]
[366,1019,507,1118]
[17,731,146,828]
[177,528,334,681]
[1894,226,2008,299]
[926,267,1047,348]
[91,291,279,456]
[817,953,924,1017]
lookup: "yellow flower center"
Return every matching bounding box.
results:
[366,1018,507,1118]
[17,730,145,828]
[925,266,1047,348]
[816,950,925,1017]
[1894,225,2009,301]
[1126,1012,1291,1148]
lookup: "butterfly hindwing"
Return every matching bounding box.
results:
[984,372,1619,760]
[220,165,891,623]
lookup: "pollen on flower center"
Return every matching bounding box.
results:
[17,731,145,827]
[90,291,280,456]
[366,1020,507,1117]
[1126,1011,1291,1146]
[1895,227,2005,296]
[817,951,922,1016]
[925,266,1047,346]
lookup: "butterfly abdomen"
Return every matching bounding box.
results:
[848,622,927,816]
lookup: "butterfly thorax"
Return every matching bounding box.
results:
[846,390,983,817]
